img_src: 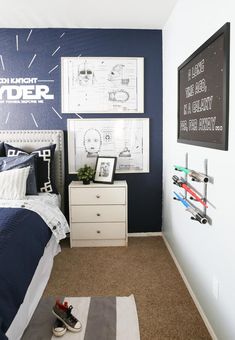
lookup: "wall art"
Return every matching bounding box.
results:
[178,22,230,150]
[67,118,149,173]
[61,57,144,113]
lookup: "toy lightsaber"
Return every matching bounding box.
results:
[174,165,209,183]
[173,191,190,208]
[173,191,208,224]
[172,175,208,208]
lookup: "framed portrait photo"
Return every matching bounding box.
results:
[94,156,117,184]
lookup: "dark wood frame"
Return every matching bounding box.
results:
[93,156,117,184]
[177,22,230,150]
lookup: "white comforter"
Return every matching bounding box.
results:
[0,195,69,242]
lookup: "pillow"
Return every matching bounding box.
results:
[0,155,38,195]
[4,143,57,194]
[0,166,30,200]
[0,142,5,157]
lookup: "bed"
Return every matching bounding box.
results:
[0,130,69,340]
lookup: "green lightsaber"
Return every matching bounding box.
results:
[174,165,190,174]
[174,165,209,183]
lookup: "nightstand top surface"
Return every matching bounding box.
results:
[69,180,127,188]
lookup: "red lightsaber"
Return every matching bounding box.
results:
[172,175,208,208]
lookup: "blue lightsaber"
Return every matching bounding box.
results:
[173,191,190,208]
[173,191,208,224]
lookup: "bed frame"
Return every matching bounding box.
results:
[0,130,65,207]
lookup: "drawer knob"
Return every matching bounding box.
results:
[96,194,100,198]
[97,230,101,234]
[96,213,101,216]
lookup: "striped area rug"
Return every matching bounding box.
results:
[22,295,140,340]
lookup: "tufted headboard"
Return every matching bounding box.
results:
[0,130,65,209]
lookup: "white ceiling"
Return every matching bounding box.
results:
[0,0,178,29]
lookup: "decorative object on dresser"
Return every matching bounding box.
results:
[69,180,128,247]
[77,164,95,185]
[94,156,117,184]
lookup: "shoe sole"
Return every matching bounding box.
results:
[52,328,67,337]
[52,310,82,333]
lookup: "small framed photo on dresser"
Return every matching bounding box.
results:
[94,156,117,184]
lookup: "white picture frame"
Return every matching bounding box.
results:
[67,118,149,174]
[61,57,144,113]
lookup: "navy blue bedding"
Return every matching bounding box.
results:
[0,207,51,339]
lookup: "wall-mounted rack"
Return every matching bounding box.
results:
[172,153,210,224]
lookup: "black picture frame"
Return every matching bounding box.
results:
[177,22,230,150]
[93,156,117,184]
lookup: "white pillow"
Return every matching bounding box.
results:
[0,166,30,200]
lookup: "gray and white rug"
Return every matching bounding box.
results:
[22,295,140,340]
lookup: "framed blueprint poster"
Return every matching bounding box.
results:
[67,118,149,173]
[61,57,144,113]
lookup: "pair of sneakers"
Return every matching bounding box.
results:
[52,300,82,337]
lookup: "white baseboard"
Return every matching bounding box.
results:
[128,232,162,237]
[162,234,217,340]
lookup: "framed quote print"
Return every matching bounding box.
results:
[177,22,230,150]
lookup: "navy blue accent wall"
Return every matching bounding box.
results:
[0,28,162,232]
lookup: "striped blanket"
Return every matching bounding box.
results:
[22,295,140,340]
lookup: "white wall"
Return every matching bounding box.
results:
[163,1,235,339]
[0,0,177,29]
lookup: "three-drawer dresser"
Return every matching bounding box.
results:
[69,181,128,247]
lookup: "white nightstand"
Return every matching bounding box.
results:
[68,181,128,247]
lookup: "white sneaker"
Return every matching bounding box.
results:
[52,318,67,337]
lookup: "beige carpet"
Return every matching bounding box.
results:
[44,237,211,340]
